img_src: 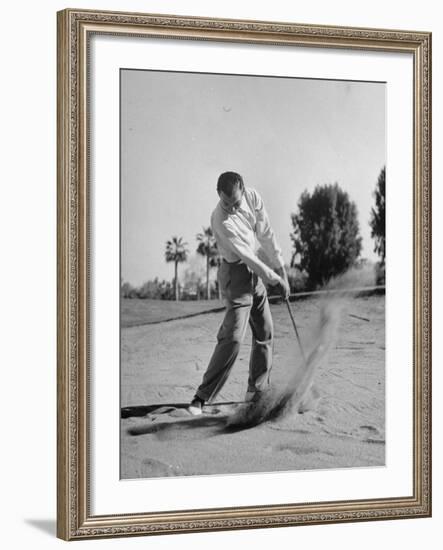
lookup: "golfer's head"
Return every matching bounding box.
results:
[217,171,245,214]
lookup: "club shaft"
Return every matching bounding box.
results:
[285,299,307,365]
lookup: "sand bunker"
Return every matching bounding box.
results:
[121,266,385,478]
[226,296,342,430]
[225,266,377,430]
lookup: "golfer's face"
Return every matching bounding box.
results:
[219,187,244,214]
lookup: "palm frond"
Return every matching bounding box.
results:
[165,235,189,263]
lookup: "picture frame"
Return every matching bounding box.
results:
[57,8,432,540]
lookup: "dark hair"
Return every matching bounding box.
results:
[217,171,244,196]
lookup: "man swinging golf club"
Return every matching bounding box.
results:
[188,171,290,415]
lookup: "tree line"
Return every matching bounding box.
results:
[122,167,386,301]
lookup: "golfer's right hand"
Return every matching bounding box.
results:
[275,277,290,300]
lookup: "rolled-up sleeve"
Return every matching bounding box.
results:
[216,222,281,286]
[252,190,285,269]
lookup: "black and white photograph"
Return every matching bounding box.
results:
[119,69,386,479]
[2,0,438,545]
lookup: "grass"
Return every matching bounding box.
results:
[121,286,384,328]
[121,298,225,327]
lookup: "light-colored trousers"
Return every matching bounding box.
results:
[195,260,274,402]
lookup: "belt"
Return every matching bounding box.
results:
[222,258,243,265]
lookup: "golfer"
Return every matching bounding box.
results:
[188,171,290,415]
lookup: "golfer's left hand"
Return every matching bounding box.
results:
[278,277,290,300]
[274,267,290,300]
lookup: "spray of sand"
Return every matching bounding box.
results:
[225,265,376,430]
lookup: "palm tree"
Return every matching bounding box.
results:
[196,227,219,300]
[165,236,189,301]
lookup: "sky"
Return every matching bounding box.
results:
[121,69,385,287]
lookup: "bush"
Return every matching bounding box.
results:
[290,183,362,289]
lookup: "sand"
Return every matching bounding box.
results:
[120,294,385,479]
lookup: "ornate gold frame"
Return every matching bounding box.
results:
[57,8,432,541]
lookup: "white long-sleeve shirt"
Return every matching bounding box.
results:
[210,187,284,285]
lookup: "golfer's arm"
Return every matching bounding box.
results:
[275,266,288,283]
[254,194,285,270]
[225,236,282,286]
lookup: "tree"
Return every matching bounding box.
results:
[165,236,189,301]
[121,280,136,299]
[196,227,220,300]
[369,167,386,264]
[290,183,362,289]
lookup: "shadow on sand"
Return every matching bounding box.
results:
[122,401,255,439]
[127,414,231,439]
[122,403,190,418]
[121,401,243,419]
